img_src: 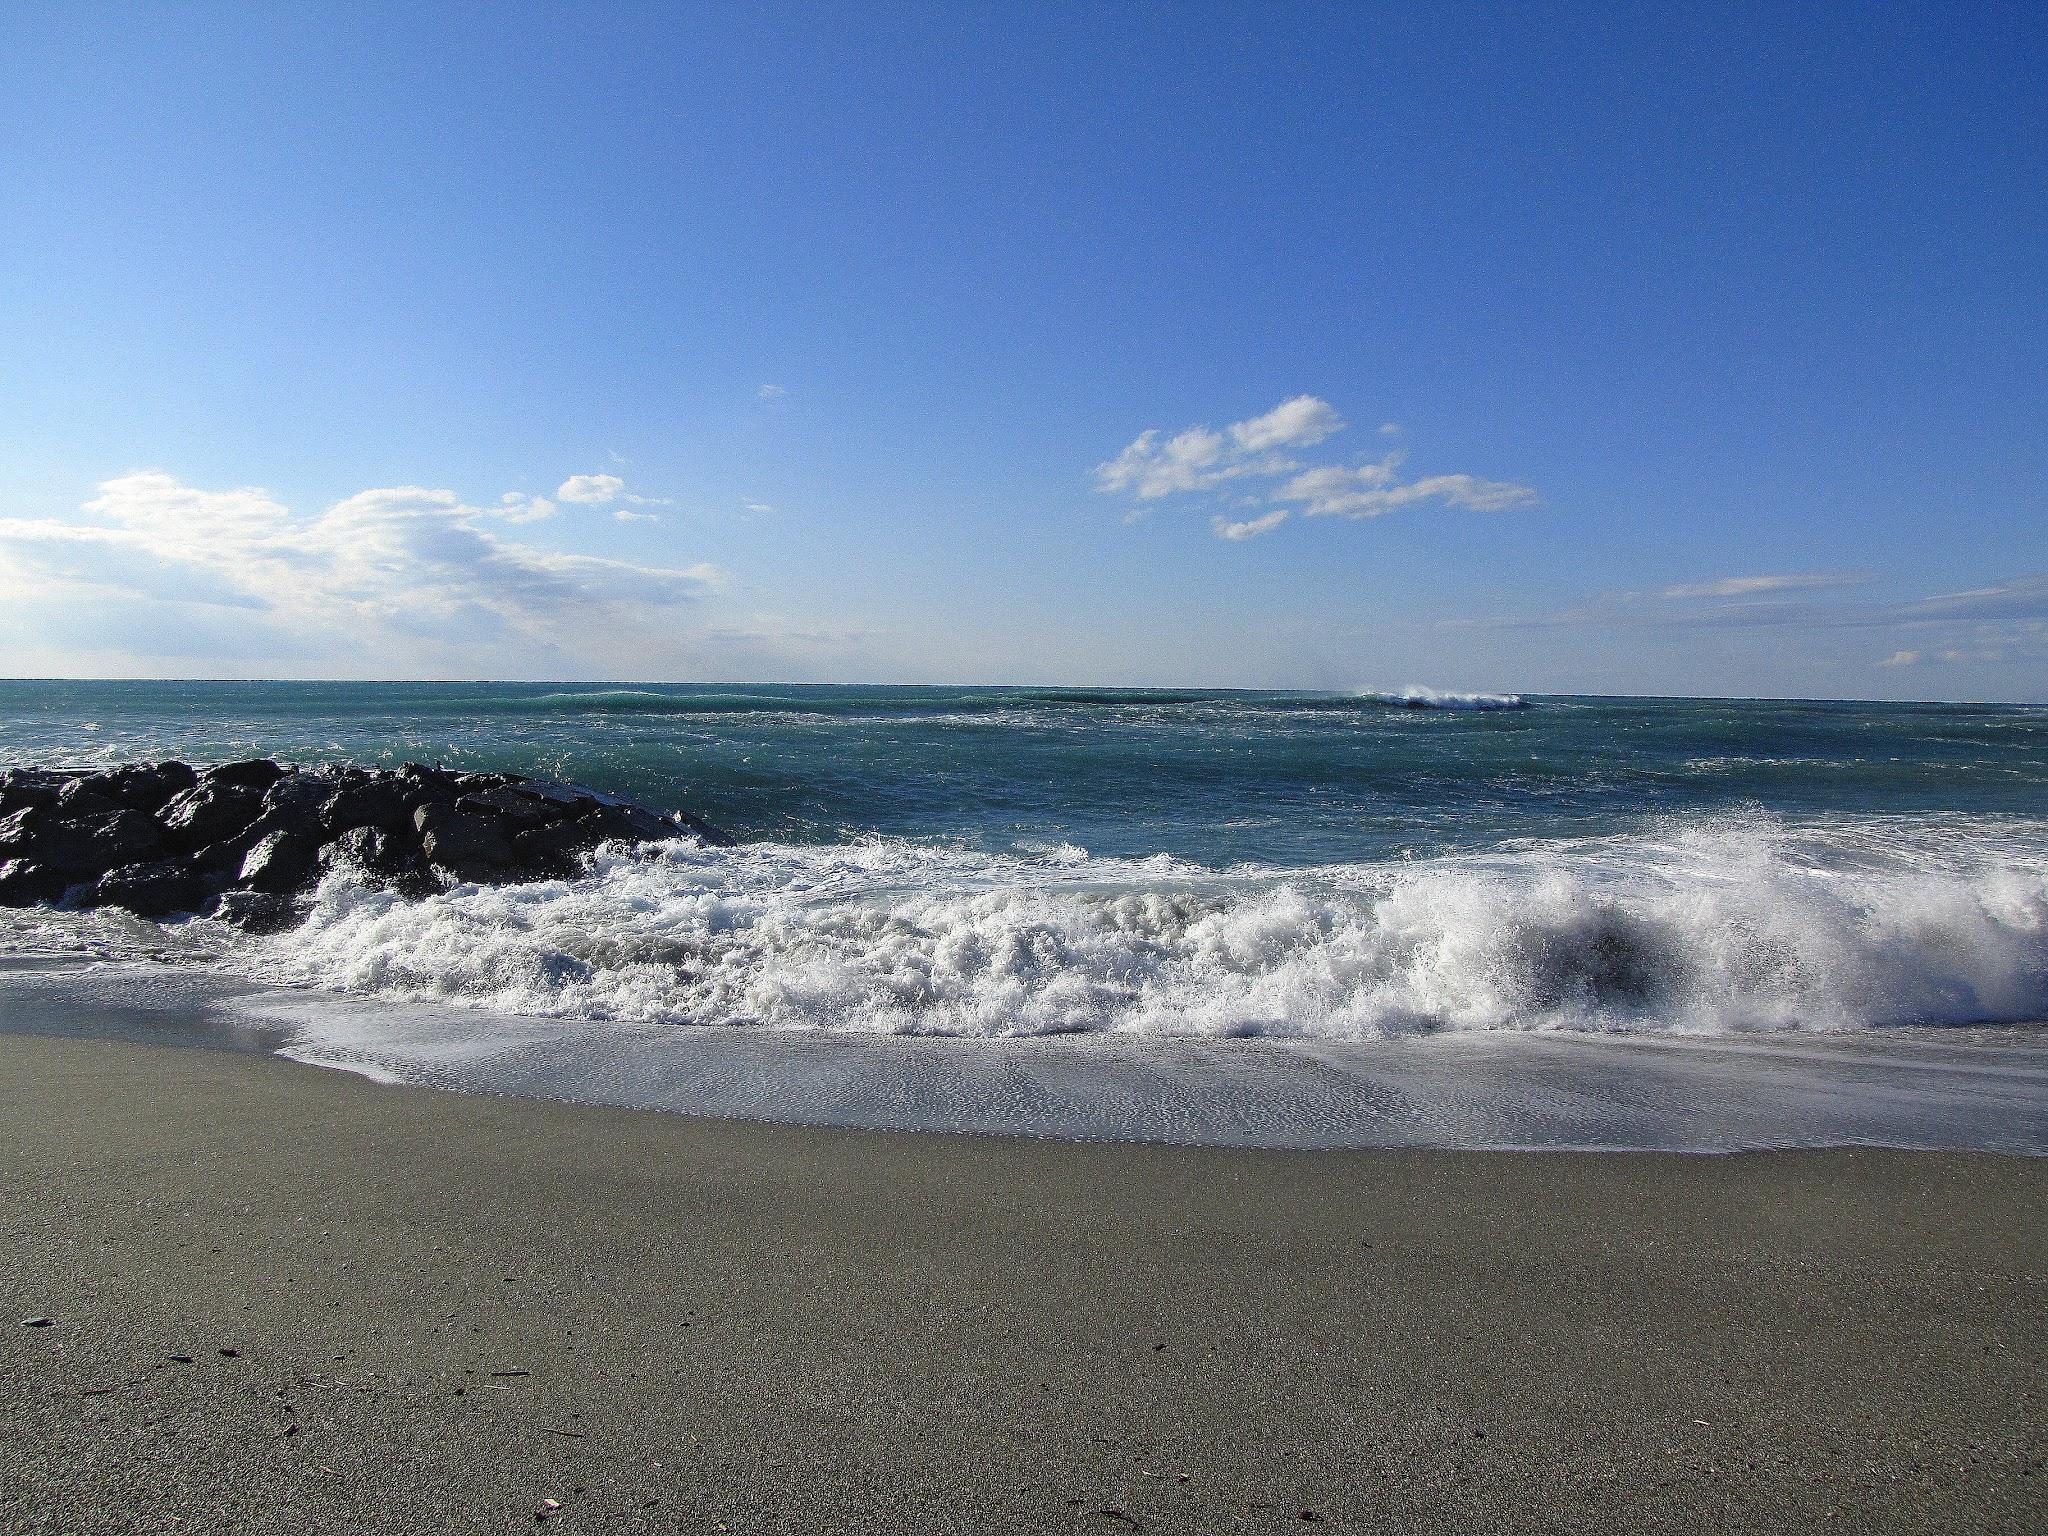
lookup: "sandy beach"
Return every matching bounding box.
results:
[2,1033,2041,1534]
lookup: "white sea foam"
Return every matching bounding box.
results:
[235,811,2048,1039]
[1360,686,1528,711]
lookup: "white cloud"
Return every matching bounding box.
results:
[613,508,659,524]
[1880,649,1923,667]
[1211,509,1291,541]
[1228,394,1344,453]
[0,471,726,674]
[1097,396,1535,534]
[1661,573,1864,599]
[757,384,786,400]
[557,473,626,504]
[494,492,558,524]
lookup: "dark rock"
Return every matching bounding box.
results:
[320,826,438,896]
[0,860,68,906]
[507,826,584,879]
[100,761,197,814]
[398,763,461,802]
[239,830,321,893]
[320,778,416,837]
[0,769,70,817]
[0,805,47,860]
[83,861,207,918]
[53,778,120,819]
[260,771,341,822]
[189,824,274,879]
[672,808,735,847]
[202,759,287,792]
[415,804,516,883]
[457,782,579,829]
[579,801,682,845]
[160,784,263,849]
[2,807,168,879]
[210,890,304,934]
[0,760,731,906]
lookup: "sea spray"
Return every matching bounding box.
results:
[246,810,2048,1038]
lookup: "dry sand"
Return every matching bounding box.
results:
[2,1032,2041,1533]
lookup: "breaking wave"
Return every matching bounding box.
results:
[237,811,2048,1039]
[1360,686,1529,711]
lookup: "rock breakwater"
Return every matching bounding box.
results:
[0,760,730,929]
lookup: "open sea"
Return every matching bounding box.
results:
[3,679,2045,1151]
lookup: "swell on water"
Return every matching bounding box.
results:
[224,810,2048,1040]
[1359,686,1529,711]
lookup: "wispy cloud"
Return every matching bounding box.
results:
[554,472,671,511]
[0,471,726,674]
[1659,572,1865,599]
[757,383,786,401]
[557,472,626,504]
[1096,395,1535,538]
[1449,569,2048,671]
[1210,509,1291,541]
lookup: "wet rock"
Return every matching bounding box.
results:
[415,804,516,883]
[456,783,568,828]
[672,808,734,847]
[160,784,264,849]
[100,761,197,815]
[511,818,604,870]
[84,861,208,918]
[0,759,731,921]
[320,826,438,895]
[239,830,321,893]
[581,801,682,844]
[0,769,72,817]
[0,859,68,906]
[261,771,341,823]
[203,759,287,792]
[53,778,121,819]
[210,890,303,934]
[319,777,416,837]
[3,807,168,879]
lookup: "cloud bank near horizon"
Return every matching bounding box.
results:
[0,471,728,676]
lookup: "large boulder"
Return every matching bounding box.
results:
[208,890,303,934]
[0,769,72,817]
[203,758,288,792]
[239,829,322,893]
[100,761,197,815]
[455,782,570,828]
[319,825,437,896]
[83,861,208,919]
[0,806,167,880]
[0,859,68,906]
[53,778,121,819]
[160,783,264,849]
[319,777,417,837]
[414,804,516,883]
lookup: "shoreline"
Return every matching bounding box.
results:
[3,954,2046,1153]
[5,1031,2044,1533]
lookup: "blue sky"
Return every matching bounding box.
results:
[2,2,2042,698]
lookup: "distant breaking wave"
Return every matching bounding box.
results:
[1360,686,1528,711]
[224,810,2048,1040]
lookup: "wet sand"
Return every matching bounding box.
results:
[2,1032,2042,1533]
